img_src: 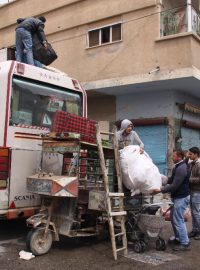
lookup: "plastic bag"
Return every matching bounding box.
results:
[19,250,35,260]
[120,145,162,195]
[32,33,57,65]
[33,42,57,65]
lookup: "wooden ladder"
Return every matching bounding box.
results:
[96,124,127,260]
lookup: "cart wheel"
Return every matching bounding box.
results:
[133,241,142,253]
[126,217,138,242]
[156,238,166,251]
[139,240,146,252]
[115,235,122,246]
[26,228,53,256]
[160,239,166,251]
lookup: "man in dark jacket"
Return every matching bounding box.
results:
[156,150,190,251]
[187,147,200,240]
[15,16,47,65]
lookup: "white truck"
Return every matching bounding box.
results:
[0,57,87,219]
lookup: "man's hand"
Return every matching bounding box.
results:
[43,41,48,49]
[140,147,144,154]
[151,188,161,195]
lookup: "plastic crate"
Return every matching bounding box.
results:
[52,111,97,143]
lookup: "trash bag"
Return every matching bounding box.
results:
[32,33,57,66]
[120,145,162,195]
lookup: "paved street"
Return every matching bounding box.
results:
[0,219,200,270]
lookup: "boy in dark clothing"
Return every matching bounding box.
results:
[155,150,190,251]
[15,16,47,65]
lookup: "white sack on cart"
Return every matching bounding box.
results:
[120,145,162,195]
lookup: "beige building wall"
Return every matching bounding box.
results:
[0,0,200,121]
[87,95,116,121]
[1,0,194,80]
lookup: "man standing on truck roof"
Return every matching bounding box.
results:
[15,16,47,65]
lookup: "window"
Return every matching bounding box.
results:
[88,29,99,47]
[10,76,83,128]
[101,26,110,43]
[88,23,122,48]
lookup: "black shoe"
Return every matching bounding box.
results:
[188,231,197,238]
[168,238,180,245]
[194,233,200,240]
[173,244,191,251]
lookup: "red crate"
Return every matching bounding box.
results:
[52,111,68,133]
[52,111,97,143]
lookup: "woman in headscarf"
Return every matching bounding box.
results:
[116,119,144,152]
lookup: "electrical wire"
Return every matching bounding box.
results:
[49,4,188,81]
[50,4,187,45]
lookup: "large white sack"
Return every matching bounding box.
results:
[120,145,162,195]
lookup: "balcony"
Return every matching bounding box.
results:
[160,5,200,37]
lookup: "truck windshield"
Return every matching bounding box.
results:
[10,76,83,128]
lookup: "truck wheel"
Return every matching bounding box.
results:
[26,228,53,256]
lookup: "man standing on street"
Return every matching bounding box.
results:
[15,16,47,65]
[156,150,190,251]
[188,147,200,240]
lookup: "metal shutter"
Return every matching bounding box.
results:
[181,127,200,150]
[135,125,168,174]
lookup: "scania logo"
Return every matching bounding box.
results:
[14,194,35,201]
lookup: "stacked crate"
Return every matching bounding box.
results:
[52,111,97,144]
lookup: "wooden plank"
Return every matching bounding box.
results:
[110,211,127,217]
[109,192,124,197]
[116,247,126,252]
[100,131,114,136]
[96,124,128,260]
[96,124,118,260]
[112,126,128,257]
[115,232,125,237]
[112,126,123,193]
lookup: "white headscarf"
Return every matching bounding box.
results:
[120,119,133,131]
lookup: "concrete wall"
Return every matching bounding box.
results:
[116,90,174,120]
[87,95,116,121]
[0,0,198,81]
[116,90,200,122]
[191,37,200,71]
[1,0,200,124]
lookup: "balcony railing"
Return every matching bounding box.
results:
[191,7,200,35]
[160,6,200,37]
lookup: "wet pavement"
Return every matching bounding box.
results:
[0,219,200,270]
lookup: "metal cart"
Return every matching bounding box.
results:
[26,133,115,255]
[124,194,170,253]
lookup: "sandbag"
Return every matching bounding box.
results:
[120,145,162,195]
[32,33,57,66]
